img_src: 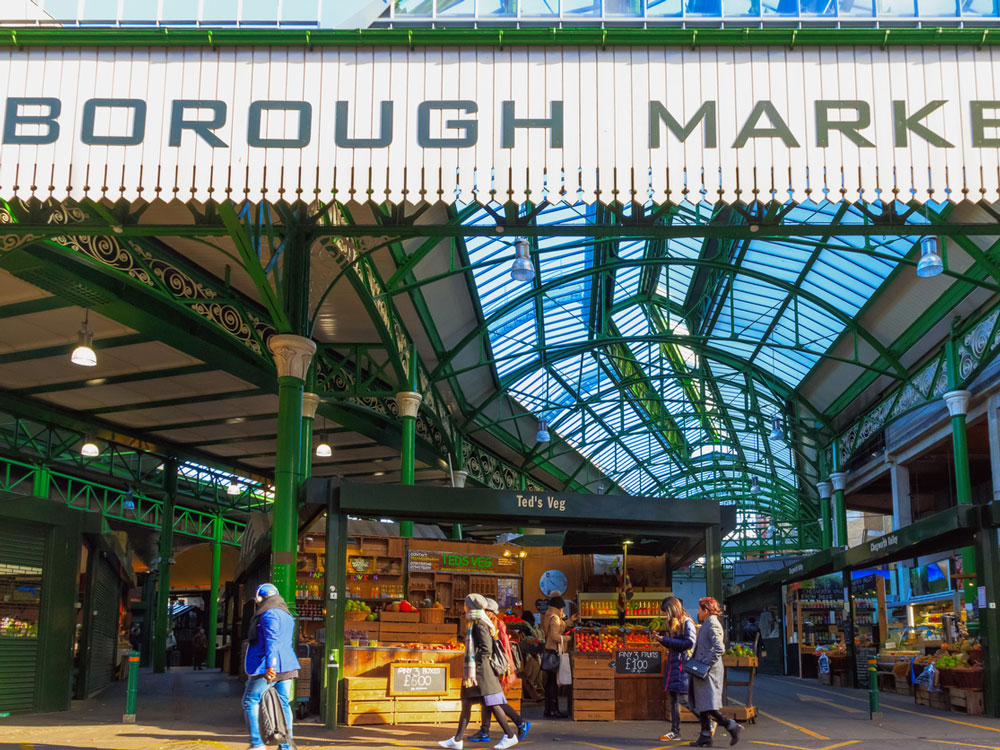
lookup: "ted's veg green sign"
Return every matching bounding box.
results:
[408,549,518,574]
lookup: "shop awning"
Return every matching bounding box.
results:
[2,42,1000,205]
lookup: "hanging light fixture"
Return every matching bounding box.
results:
[509,238,534,282]
[315,417,332,457]
[71,310,97,367]
[81,436,100,458]
[535,418,550,444]
[122,489,135,511]
[916,236,944,278]
[750,476,761,494]
[769,414,784,441]
[226,478,241,496]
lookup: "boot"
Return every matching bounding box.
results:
[689,734,713,747]
[726,721,742,746]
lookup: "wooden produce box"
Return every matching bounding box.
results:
[948,688,984,716]
[914,686,950,712]
[381,611,420,623]
[380,622,422,643]
[894,675,914,696]
[419,622,458,635]
[345,623,381,638]
[571,654,615,721]
[345,677,393,726]
[722,656,758,668]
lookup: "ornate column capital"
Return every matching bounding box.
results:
[816,480,832,499]
[944,390,972,418]
[395,391,423,419]
[829,472,847,492]
[453,470,469,488]
[268,334,316,381]
[302,392,321,421]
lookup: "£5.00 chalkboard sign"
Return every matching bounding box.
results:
[615,650,663,675]
[389,663,449,696]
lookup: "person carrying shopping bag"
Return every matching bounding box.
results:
[439,594,519,750]
[468,599,530,743]
[658,596,697,742]
[686,597,742,747]
[540,595,576,718]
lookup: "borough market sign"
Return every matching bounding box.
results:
[2,46,999,204]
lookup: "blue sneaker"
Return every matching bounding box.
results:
[517,721,531,740]
[468,731,491,742]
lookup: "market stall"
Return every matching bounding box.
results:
[309,479,734,727]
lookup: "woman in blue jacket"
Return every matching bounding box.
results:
[243,583,300,750]
[658,596,697,742]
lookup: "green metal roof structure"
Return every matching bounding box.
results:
[0,30,999,561]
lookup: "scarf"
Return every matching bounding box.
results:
[464,609,494,687]
[247,594,292,644]
[496,619,517,689]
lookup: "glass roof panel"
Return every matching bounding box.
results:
[458,198,937,534]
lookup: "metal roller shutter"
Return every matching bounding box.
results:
[84,556,119,697]
[0,522,46,713]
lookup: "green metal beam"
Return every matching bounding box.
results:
[4,27,1000,48]
[15,364,214,396]
[0,297,69,319]
[0,334,150,364]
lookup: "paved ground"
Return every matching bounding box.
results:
[2,670,1000,750]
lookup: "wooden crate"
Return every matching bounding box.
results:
[915,686,950,712]
[573,709,616,721]
[948,688,984,716]
[720,706,757,722]
[419,622,458,635]
[381,611,420,623]
[722,656,758,668]
[818,672,832,685]
[895,675,914,696]
[345,699,395,726]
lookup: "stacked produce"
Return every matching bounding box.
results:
[574,626,659,652]
[346,600,377,620]
[384,600,417,613]
[724,644,754,658]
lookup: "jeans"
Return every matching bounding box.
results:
[243,676,293,750]
[668,690,682,733]
[543,649,560,713]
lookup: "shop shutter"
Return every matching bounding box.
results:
[84,556,119,696]
[0,522,46,713]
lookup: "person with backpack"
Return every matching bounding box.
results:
[242,583,299,750]
[439,594,518,750]
[657,596,697,742]
[467,599,530,744]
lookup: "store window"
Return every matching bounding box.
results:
[0,562,42,638]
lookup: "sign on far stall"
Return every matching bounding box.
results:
[408,550,519,574]
[615,650,662,675]
[389,663,449,696]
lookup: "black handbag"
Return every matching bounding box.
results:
[683,658,710,679]
[541,651,560,672]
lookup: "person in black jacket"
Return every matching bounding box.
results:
[439,594,518,750]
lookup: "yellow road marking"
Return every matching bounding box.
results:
[926,741,1000,750]
[801,683,1000,734]
[731,697,827,740]
[581,743,628,750]
[751,742,859,750]
[20,744,35,750]
[797,694,863,714]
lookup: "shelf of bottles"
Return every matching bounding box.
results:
[578,593,672,619]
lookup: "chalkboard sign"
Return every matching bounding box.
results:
[389,663,449,696]
[615,650,662,675]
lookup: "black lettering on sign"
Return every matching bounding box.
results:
[614,650,662,675]
[389,663,449,696]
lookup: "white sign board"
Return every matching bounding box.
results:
[2,45,999,205]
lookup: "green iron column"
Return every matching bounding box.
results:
[944,389,977,607]
[451,469,468,540]
[396,354,422,539]
[269,335,317,612]
[32,465,51,499]
[705,523,722,603]
[301,391,320,482]
[830,471,848,547]
[207,515,222,669]
[817,479,833,550]
[982,394,1000,716]
[153,459,178,673]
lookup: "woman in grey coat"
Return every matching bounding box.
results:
[688,597,742,747]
